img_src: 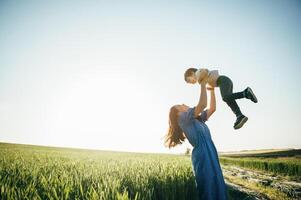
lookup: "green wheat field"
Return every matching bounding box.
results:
[0,143,300,200]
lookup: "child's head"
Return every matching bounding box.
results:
[184,68,198,84]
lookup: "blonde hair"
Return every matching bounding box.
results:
[184,68,197,82]
[164,106,185,148]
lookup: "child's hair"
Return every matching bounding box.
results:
[164,106,186,148]
[184,68,197,82]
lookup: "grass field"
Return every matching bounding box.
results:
[1,143,300,200]
[220,149,301,200]
[0,143,197,200]
[220,149,301,180]
[220,157,301,179]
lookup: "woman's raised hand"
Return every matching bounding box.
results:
[194,78,208,117]
[198,77,208,85]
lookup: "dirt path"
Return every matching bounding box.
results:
[226,181,268,200]
[222,165,301,200]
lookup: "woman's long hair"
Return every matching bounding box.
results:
[164,106,186,148]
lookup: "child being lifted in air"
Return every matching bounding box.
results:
[184,68,258,129]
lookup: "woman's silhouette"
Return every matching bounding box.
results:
[165,80,228,199]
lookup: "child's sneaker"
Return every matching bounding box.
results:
[234,115,248,129]
[244,87,258,103]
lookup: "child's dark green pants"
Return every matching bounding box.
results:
[216,75,245,117]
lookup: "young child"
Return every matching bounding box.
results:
[184,67,258,129]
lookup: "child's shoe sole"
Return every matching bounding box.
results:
[234,116,248,130]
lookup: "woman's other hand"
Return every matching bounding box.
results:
[206,85,216,120]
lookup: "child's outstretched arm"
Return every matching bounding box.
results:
[206,86,216,120]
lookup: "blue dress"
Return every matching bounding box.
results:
[178,107,228,200]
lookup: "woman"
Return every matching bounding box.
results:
[165,80,228,200]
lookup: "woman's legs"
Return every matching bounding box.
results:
[193,145,228,200]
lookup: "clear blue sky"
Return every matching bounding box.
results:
[0,0,300,153]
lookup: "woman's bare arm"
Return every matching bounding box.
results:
[194,82,207,117]
[206,86,216,119]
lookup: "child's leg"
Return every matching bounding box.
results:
[218,76,245,102]
[219,76,245,102]
[218,75,248,129]
[223,91,245,102]
[225,100,243,117]
[218,76,257,103]
[217,76,243,117]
